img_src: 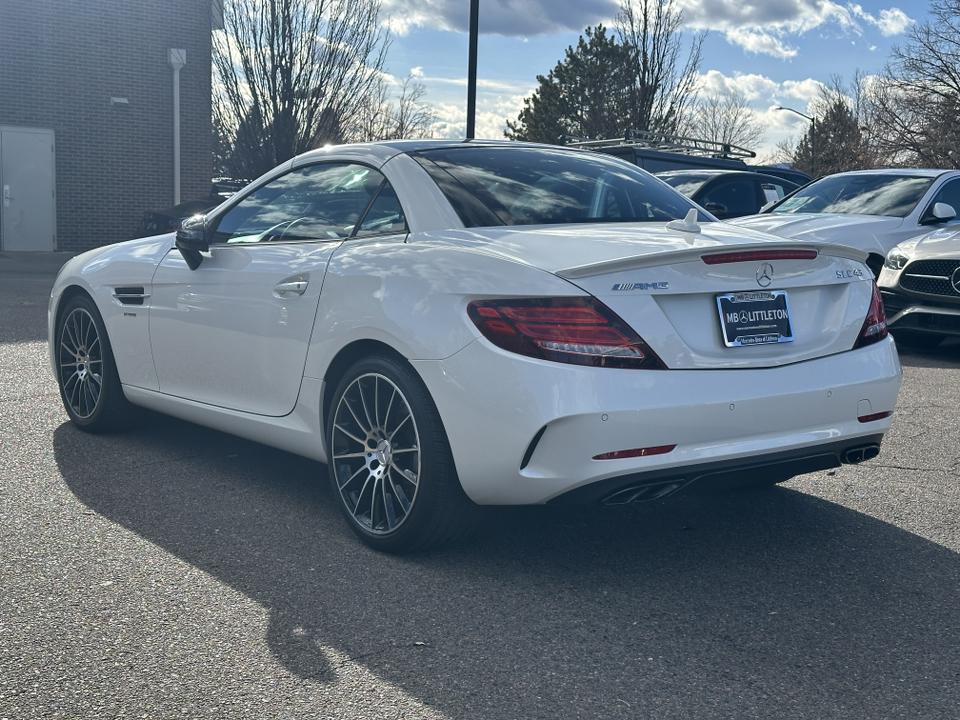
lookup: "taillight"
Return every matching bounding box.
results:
[467,297,666,369]
[853,281,888,349]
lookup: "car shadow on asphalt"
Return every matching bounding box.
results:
[53,413,960,719]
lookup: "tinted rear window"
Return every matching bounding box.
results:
[412,146,707,228]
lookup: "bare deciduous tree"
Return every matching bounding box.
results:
[353,75,437,142]
[867,0,960,167]
[214,0,390,180]
[615,0,705,135]
[689,89,765,153]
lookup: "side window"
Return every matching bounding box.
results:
[922,179,960,222]
[760,182,790,204]
[701,179,761,218]
[354,183,408,237]
[212,163,385,244]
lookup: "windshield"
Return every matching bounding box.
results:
[769,174,934,217]
[412,146,708,228]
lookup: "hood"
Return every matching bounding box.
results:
[728,213,903,244]
[908,226,960,260]
[415,220,840,275]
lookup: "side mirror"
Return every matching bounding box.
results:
[921,202,957,226]
[175,214,209,270]
[933,202,956,221]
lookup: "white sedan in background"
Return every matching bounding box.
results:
[730,168,960,277]
[49,140,902,552]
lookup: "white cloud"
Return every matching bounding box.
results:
[780,78,826,106]
[676,0,914,58]
[852,6,915,36]
[427,89,532,140]
[678,0,856,33]
[723,28,797,59]
[421,76,534,94]
[382,0,619,37]
[875,8,913,35]
[696,70,780,100]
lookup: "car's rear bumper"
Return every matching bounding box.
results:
[414,336,902,505]
[547,434,882,505]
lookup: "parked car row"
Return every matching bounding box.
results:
[137,177,246,236]
[655,162,960,349]
[709,169,960,348]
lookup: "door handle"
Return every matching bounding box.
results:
[2,185,9,207]
[273,276,309,296]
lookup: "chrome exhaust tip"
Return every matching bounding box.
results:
[841,444,881,464]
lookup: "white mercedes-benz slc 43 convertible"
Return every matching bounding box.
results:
[49,140,902,552]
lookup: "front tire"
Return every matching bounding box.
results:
[326,354,479,553]
[55,294,133,432]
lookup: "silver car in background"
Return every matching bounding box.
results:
[879,226,960,348]
[730,169,960,277]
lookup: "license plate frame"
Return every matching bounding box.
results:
[716,290,794,347]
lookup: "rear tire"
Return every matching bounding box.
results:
[326,354,480,553]
[55,295,134,432]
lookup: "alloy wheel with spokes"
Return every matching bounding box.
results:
[326,354,480,553]
[58,306,105,420]
[55,295,133,432]
[330,371,422,535]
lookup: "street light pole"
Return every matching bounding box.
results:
[168,49,187,205]
[466,0,479,139]
[776,106,816,177]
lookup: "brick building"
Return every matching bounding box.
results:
[0,0,213,252]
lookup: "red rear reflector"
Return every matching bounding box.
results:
[858,411,893,423]
[593,445,676,460]
[702,249,819,265]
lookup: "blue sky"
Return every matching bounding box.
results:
[378,0,920,160]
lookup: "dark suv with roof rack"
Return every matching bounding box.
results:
[565,130,812,186]
[655,169,800,219]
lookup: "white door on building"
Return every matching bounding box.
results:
[1,127,56,251]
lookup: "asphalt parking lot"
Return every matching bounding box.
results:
[1,250,959,719]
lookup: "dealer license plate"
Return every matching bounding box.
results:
[716,290,794,347]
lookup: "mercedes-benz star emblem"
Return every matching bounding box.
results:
[951,266,960,294]
[756,263,774,287]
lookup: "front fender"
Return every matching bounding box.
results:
[48,235,174,390]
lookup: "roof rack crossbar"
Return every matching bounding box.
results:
[562,129,756,160]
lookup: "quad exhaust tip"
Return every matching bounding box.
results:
[842,444,881,464]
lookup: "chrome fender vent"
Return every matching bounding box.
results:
[113,287,149,306]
